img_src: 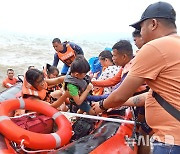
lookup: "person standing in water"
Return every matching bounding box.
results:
[52,38,84,75]
[2,68,18,88]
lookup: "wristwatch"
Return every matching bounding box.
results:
[99,100,107,111]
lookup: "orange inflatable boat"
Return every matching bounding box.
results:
[56,108,138,154]
[0,95,137,154]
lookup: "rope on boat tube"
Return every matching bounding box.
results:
[20,139,56,153]
[61,111,135,124]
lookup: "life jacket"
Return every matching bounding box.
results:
[64,74,90,112]
[22,77,48,101]
[92,87,104,96]
[47,84,62,92]
[42,63,62,92]
[64,74,88,94]
[57,43,76,66]
[2,77,18,88]
[92,66,107,95]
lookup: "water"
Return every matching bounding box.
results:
[0,31,133,91]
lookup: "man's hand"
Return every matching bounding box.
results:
[92,102,104,114]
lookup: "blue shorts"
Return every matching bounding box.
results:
[78,101,91,113]
[61,63,69,75]
[152,140,180,154]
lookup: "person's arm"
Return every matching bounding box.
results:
[91,68,123,87]
[45,76,65,86]
[2,79,12,88]
[93,44,165,113]
[93,75,145,113]
[51,91,70,108]
[86,94,109,102]
[3,83,13,88]
[53,53,59,67]
[15,77,19,83]
[72,83,93,105]
[92,66,111,81]
[122,92,147,107]
[69,42,84,55]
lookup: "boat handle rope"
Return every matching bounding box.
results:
[20,139,56,153]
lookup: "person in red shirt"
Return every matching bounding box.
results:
[2,68,18,88]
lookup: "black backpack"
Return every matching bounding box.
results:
[71,118,96,141]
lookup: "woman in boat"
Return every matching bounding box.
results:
[22,68,64,101]
[14,68,65,116]
[91,50,120,95]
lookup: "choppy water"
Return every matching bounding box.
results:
[0,31,132,91]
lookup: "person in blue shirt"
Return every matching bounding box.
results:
[52,38,84,75]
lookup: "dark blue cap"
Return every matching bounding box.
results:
[130,1,176,30]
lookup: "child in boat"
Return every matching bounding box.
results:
[2,68,18,88]
[43,64,63,99]
[51,55,96,115]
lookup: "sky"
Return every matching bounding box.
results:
[0,0,180,37]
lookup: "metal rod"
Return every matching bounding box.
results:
[61,111,135,125]
[11,111,135,124]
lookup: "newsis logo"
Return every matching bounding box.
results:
[125,134,175,146]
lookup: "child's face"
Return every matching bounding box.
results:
[48,70,59,79]
[73,72,86,80]
[34,76,46,90]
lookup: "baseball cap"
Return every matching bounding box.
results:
[130,1,176,30]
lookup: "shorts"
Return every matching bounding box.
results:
[152,140,180,154]
[61,63,70,75]
[78,101,91,113]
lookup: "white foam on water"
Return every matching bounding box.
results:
[0,31,132,91]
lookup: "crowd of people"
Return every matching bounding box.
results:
[1,1,180,154]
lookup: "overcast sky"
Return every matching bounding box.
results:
[0,0,179,36]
